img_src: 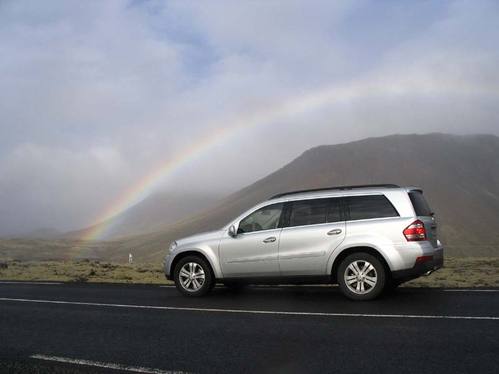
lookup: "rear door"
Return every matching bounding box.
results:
[408,190,438,247]
[278,197,346,276]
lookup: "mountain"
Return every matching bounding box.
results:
[19,227,62,240]
[106,133,499,261]
[2,133,499,262]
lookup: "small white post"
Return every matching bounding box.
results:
[128,253,133,264]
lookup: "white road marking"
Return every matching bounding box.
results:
[1,297,498,321]
[30,354,188,374]
[1,282,497,293]
[444,289,499,293]
[0,281,63,285]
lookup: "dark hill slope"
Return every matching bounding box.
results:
[64,191,223,240]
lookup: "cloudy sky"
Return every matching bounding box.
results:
[1,0,498,236]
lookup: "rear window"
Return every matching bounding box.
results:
[346,195,399,221]
[408,191,433,216]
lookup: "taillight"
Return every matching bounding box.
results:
[403,220,427,241]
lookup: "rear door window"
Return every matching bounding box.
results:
[288,199,329,227]
[346,195,399,221]
[286,198,343,227]
[408,191,433,216]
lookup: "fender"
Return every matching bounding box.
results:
[326,233,406,275]
[169,244,224,279]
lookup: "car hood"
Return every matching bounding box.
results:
[176,229,224,247]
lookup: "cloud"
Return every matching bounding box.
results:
[0,143,130,234]
[0,0,498,234]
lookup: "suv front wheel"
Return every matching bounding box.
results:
[173,255,214,297]
[337,252,386,301]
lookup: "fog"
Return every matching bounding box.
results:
[1,0,498,235]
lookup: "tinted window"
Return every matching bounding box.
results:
[238,203,283,233]
[289,199,328,227]
[409,191,432,216]
[287,198,343,227]
[327,198,342,223]
[346,195,398,220]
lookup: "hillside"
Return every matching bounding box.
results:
[64,191,223,240]
[2,133,499,262]
[107,133,499,261]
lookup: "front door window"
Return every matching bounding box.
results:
[238,203,283,234]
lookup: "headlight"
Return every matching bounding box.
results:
[168,241,177,253]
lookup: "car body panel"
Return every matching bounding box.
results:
[164,229,224,279]
[278,221,346,275]
[218,228,282,277]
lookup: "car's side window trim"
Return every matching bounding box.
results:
[281,220,343,231]
[280,202,292,228]
[328,197,345,223]
[342,196,351,221]
[236,227,283,236]
[343,216,401,223]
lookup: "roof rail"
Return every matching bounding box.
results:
[270,184,400,199]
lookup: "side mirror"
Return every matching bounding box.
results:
[228,225,237,238]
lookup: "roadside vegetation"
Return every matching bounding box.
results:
[0,260,168,284]
[0,257,498,287]
[404,257,499,288]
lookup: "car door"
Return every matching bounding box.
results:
[219,203,283,278]
[278,197,346,276]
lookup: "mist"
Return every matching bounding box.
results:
[1,0,498,236]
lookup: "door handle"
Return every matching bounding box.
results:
[327,229,342,236]
[263,236,276,243]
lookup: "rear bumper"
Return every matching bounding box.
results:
[392,247,444,282]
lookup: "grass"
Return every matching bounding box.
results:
[0,257,498,287]
[0,260,171,284]
[404,257,499,288]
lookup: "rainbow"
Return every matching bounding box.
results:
[82,76,497,241]
[81,126,235,241]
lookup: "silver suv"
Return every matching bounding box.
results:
[164,185,444,300]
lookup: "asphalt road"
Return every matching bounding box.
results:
[0,282,498,374]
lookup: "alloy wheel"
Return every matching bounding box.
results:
[179,262,206,292]
[344,260,378,295]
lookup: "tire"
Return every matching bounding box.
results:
[173,255,214,297]
[337,252,386,301]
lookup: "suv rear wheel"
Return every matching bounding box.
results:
[337,252,386,301]
[173,255,214,297]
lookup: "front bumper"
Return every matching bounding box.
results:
[392,247,444,282]
[164,254,172,280]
